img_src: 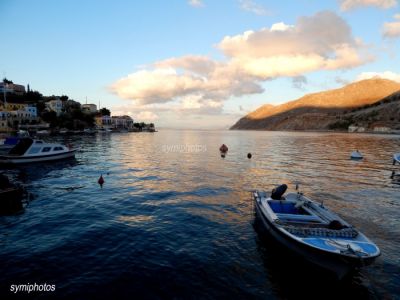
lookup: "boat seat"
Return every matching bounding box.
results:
[283,226,359,238]
[276,213,323,223]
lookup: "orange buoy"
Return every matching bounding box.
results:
[98,174,104,188]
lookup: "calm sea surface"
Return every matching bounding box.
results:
[1,130,400,299]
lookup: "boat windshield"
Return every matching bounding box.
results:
[8,138,34,155]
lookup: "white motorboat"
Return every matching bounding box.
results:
[393,153,400,165]
[350,150,363,159]
[0,138,76,164]
[253,184,380,279]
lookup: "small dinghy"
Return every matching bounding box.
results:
[0,138,76,164]
[350,150,363,159]
[393,153,400,165]
[253,184,380,279]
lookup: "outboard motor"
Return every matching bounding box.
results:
[271,184,287,200]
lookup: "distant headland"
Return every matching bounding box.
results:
[230,78,400,134]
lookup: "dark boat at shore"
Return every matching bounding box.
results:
[0,174,26,214]
[253,185,380,279]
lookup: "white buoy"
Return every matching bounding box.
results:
[350,150,363,159]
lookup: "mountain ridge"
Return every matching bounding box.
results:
[230,78,400,131]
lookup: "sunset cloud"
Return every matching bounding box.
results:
[188,0,204,8]
[383,14,400,37]
[339,0,397,11]
[136,111,159,121]
[292,75,308,90]
[218,11,369,78]
[111,11,370,118]
[112,55,264,105]
[111,68,205,104]
[356,71,400,82]
[239,0,269,15]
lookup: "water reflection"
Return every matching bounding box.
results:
[0,130,399,298]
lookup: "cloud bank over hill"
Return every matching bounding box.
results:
[111,11,371,125]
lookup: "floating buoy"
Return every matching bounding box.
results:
[247,153,252,159]
[350,150,363,159]
[219,144,228,153]
[98,174,104,188]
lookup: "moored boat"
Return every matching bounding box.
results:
[0,138,76,164]
[393,153,400,165]
[350,150,363,159]
[253,184,380,279]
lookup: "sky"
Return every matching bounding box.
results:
[0,0,399,129]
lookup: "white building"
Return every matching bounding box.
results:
[373,126,391,133]
[111,115,134,129]
[25,105,37,118]
[348,125,365,133]
[82,104,97,114]
[46,99,63,116]
[95,115,112,128]
[0,82,26,95]
[0,111,9,130]
[0,105,39,132]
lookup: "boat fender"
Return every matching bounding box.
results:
[271,184,287,200]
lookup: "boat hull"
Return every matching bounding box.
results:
[0,150,76,164]
[254,197,375,279]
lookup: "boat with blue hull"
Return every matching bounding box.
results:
[253,185,380,279]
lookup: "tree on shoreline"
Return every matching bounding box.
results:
[99,108,110,116]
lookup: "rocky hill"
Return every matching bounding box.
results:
[230,79,400,131]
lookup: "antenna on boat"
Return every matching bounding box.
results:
[320,199,325,208]
[295,183,303,200]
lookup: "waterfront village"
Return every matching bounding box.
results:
[0,78,155,135]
